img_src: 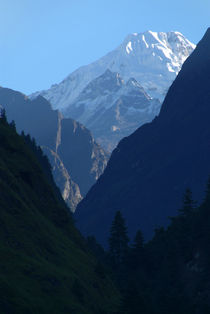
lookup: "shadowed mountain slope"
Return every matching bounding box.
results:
[0,88,108,210]
[0,117,119,313]
[76,28,210,245]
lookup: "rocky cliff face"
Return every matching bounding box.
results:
[0,112,120,314]
[75,28,210,245]
[0,88,108,210]
[64,69,160,151]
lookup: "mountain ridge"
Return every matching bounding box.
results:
[64,69,160,150]
[75,28,210,246]
[30,30,195,108]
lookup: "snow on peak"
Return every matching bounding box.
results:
[126,41,133,54]
[62,69,160,150]
[30,30,195,109]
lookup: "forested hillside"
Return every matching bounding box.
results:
[0,112,119,313]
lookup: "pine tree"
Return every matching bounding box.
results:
[179,188,196,217]
[0,108,7,124]
[9,120,16,132]
[109,210,129,266]
[21,130,25,137]
[177,188,196,260]
[128,229,144,270]
[133,229,144,264]
[133,229,144,251]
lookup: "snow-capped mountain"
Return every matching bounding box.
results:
[64,69,160,151]
[31,31,195,109]
[75,28,210,245]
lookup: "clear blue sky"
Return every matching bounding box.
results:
[1,0,209,95]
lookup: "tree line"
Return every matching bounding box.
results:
[88,184,210,313]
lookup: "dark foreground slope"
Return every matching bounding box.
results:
[0,89,108,209]
[76,28,210,245]
[0,118,119,313]
[113,186,210,314]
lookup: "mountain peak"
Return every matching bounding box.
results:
[126,77,139,85]
[103,68,114,76]
[80,69,124,98]
[30,30,195,109]
[99,68,123,82]
[122,30,195,57]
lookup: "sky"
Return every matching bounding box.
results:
[0,0,210,95]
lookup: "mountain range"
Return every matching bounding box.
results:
[30,31,195,150]
[75,28,210,246]
[31,31,195,106]
[1,27,210,313]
